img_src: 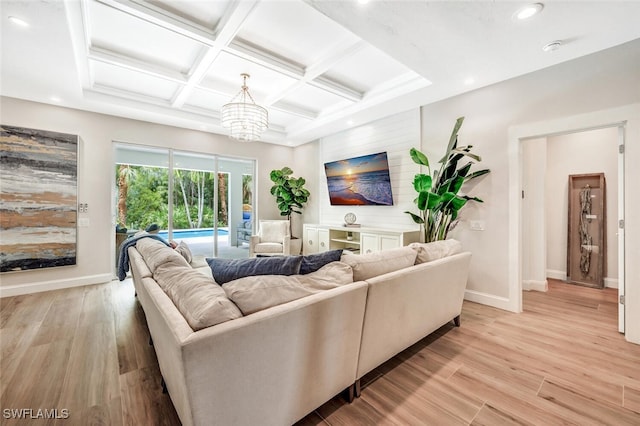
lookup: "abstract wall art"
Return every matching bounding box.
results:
[1,125,78,272]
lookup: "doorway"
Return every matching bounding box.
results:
[509,117,626,334]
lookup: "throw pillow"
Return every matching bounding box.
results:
[299,249,343,274]
[172,240,193,264]
[206,255,303,285]
[408,239,462,264]
[223,261,353,315]
[341,246,417,281]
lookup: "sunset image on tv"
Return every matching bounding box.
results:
[324,152,393,205]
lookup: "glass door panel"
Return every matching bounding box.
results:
[172,151,217,259]
[218,158,254,259]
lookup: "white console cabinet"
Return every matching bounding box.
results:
[303,224,420,255]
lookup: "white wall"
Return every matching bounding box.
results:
[317,109,421,230]
[0,96,293,296]
[545,127,619,286]
[522,138,548,291]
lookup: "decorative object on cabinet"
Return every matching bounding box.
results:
[567,173,606,288]
[1,125,78,272]
[405,117,490,242]
[269,167,310,238]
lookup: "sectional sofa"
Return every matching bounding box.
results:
[127,237,471,426]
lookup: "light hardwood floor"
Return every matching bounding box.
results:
[1,279,639,425]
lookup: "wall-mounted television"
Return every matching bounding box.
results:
[324,151,394,205]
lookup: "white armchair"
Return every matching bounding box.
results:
[249,220,291,257]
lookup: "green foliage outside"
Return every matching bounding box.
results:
[115,165,230,231]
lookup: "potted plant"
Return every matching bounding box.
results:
[269,167,310,251]
[405,117,490,242]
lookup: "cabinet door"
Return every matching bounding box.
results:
[360,233,379,254]
[318,229,330,253]
[304,227,319,255]
[380,235,400,251]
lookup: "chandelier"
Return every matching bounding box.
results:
[221,73,268,142]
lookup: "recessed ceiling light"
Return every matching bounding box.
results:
[513,3,544,20]
[8,16,29,27]
[357,0,370,4]
[542,40,562,52]
[464,77,475,86]
[50,96,62,103]
[347,120,354,125]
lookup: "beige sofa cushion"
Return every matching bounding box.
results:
[409,239,463,264]
[153,261,242,330]
[136,237,189,272]
[223,261,353,315]
[341,246,417,281]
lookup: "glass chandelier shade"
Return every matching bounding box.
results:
[221,73,268,142]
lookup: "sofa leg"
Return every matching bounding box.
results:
[161,378,168,394]
[453,315,461,327]
[354,379,361,398]
[148,335,153,346]
[344,384,355,403]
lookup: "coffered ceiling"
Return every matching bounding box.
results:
[2,1,640,146]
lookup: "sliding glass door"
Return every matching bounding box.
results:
[114,144,255,266]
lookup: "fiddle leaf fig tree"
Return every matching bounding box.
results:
[405,117,490,242]
[269,167,310,237]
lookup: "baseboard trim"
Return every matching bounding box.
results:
[464,289,513,312]
[546,269,566,281]
[604,278,618,289]
[0,273,113,298]
[523,279,548,292]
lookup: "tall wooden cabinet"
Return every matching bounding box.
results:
[567,173,606,288]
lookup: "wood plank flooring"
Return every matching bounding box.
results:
[1,278,638,425]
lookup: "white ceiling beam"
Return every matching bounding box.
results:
[171,0,260,108]
[88,46,187,84]
[227,39,305,79]
[264,39,366,106]
[95,0,216,45]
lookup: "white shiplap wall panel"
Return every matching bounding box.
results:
[318,109,421,229]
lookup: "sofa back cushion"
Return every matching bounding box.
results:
[259,220,290,242]
[341,246,417,281]
[206,255,303,285]
[223,261,353,315]
[153,261,242,330]
[136,237,189,272]
[408,239,462,264]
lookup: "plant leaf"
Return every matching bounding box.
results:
[410,148,430,167]
[404,211,424,224]
[465,169,490,181]
[412,174,432,192]
[439,116,465,163]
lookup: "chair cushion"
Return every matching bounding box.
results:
[341,246,417,281]
[254,242,284,253]
[408,239,462,264]
[260,221,289,243]
[223,261,353,315]
[206,255,303,285]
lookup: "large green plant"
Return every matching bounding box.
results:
[405,117,490,242]
[269,167,310,237]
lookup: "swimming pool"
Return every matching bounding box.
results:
[157,228,229,239]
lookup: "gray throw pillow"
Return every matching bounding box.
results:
[299,249,343,274]
[206,255,303,285]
